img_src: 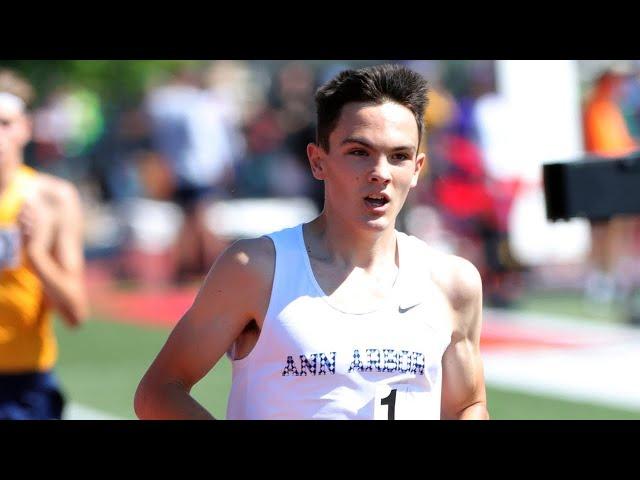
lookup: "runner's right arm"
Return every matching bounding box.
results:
[134,238,274,420]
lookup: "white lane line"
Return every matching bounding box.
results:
[63,402,123,420]
[483,308,640,413]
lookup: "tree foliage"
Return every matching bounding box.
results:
[0,60,207,106]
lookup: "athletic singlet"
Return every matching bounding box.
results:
[0,165,56,373]
[226,224,453,420]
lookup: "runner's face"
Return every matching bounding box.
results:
[309,101,425,232]
[0,104,30,165]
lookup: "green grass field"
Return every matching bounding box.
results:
[54,311,640,420]
[515,290,629,324]
[54,317,231,419]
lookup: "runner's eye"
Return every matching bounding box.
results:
[349,149,368,156]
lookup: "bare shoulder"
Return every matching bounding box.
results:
[431,253,482,313]
[218,236,275,278]
[193,235,275,324]
[406,235,482,313]
[34,172,81,208]
[426,247,483,339]
[203,236,275,299]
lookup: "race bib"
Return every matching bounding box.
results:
[0,226,21,270]
[373,383,434,420]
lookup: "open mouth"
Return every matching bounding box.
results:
[364,194,390,208]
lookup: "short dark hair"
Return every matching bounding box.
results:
[314,64,429,151]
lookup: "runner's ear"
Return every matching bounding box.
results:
[411,152,427,188]
[307,143,326,181]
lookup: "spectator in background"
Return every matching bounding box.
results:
[0,69,88,419]
[203,60,276,199]
[90,102,151,204]
[271,62,323,206]
[236,103,286,197]
[202,61,254,164]
[583,68,639,304]
[145,67,233,283]
[418,79,523,307]
[232,62,323,206]
[30,85,104,183]
[27,88,67,175]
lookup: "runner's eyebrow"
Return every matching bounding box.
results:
[341,137,415,154]
[390,146,416,154]
[341,137,373,148]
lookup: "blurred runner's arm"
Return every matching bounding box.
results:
[440,258,489,420]
[18,179,88,327]
[134,238,273,420]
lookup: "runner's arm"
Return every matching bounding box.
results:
[134,238,273,420]
[440,258,489,420]
[19,181,88,327]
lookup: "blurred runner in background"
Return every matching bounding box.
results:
[0,69,88,420]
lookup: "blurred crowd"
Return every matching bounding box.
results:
[13,60,640,311]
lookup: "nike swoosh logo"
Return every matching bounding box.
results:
[398,304,419,314]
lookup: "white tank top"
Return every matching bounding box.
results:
[225,224,453,420]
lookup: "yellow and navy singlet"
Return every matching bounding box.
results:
[0,165,57,373]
